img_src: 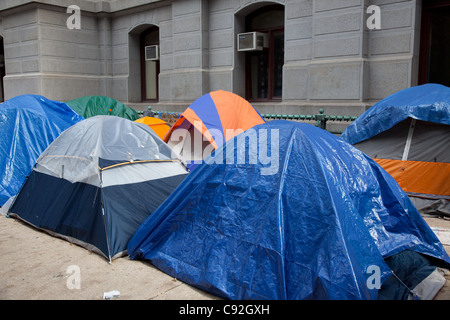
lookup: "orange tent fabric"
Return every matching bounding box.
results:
[374,159,450,196]
[135,116,171,140]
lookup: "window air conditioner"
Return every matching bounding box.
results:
[145,45,159,61]
[237,32,268,51]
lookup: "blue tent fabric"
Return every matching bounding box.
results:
[128,120,450,300]
[340,83,450,145]
[0,95,84,206]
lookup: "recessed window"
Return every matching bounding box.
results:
[419,1,450,87]
[140,27,160,102]
[245,5,284,101]
[0,37,4,102]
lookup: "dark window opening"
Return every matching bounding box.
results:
[245,5,284,101]
[0,37,5,102]
[419,1,450,87]
[140,27,160,102]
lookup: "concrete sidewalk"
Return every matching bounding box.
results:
[1,214,450,300]
[0,216,218,300]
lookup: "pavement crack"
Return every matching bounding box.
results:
[148,281,183,300]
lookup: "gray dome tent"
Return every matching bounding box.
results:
[8,116,188,261]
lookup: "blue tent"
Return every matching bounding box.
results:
[0,95,84,207]
[340,83,450,145]
[340,84,450,216]
[128,120,450,299]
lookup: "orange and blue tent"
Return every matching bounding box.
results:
[164,90,265,170]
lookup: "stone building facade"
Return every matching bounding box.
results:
[0,0,448,116]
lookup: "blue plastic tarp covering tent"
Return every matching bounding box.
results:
[128,120,450,300]
[341,83,450,145]
[0,95,84,207]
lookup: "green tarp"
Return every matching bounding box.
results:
[66,95,139,121]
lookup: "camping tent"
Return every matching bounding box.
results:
[340,84,450,216]
[0,94,84,207]
[128,120,450,300]
[135,116,171,140]
[164,90,265,170]
[8,116,188,261]
[66,95,140,121]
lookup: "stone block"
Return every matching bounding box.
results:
[369,31,412,55]
[210,49,233,68]
[376,5,413,30]
[209,30,233,50]
[173,0,200,17]
[209,11,233,31]
[40,41,75,58]
[285,17,313,41]
[314,11,361,35]
[173,33,201,52]
[160,53,174,71]
[286,0,313,19]
[2,9,37,29]
[40,75,100,101]
[5,42,39,58]
[285,40,312,61]
[315,0,363,12]
[173,52,202,69]
[170,71,204,101]
[314,34,361,58]
[209,70,232,92]
[368,60,410,100]
[173,15,201,34]
[3,75,40,99]
[309,62,362,100]
[22,59,40,73]
[282,65,309,100]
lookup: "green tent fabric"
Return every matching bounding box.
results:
[66,95,139,121]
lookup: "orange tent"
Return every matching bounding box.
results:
[135,116,171,140]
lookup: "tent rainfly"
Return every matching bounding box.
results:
[135,116,171,140]
[341,84,450,216]
[66,95,140,121]
[0,94,84,207]
[128,120,450,300]
[164,90,265,171]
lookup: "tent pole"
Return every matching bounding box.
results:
[402,119,416,161]
[99,169,112,263]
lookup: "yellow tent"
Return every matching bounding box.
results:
[135,116,171,140]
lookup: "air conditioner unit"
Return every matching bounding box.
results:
[145,45,159,61]
[237,32,268,51]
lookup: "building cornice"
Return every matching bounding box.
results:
[0,0,166,15]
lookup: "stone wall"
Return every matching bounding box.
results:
[0,0,422,117]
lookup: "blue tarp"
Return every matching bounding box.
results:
[0,95,84,206]
[341,83,450,145]
[128,120,450,300]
